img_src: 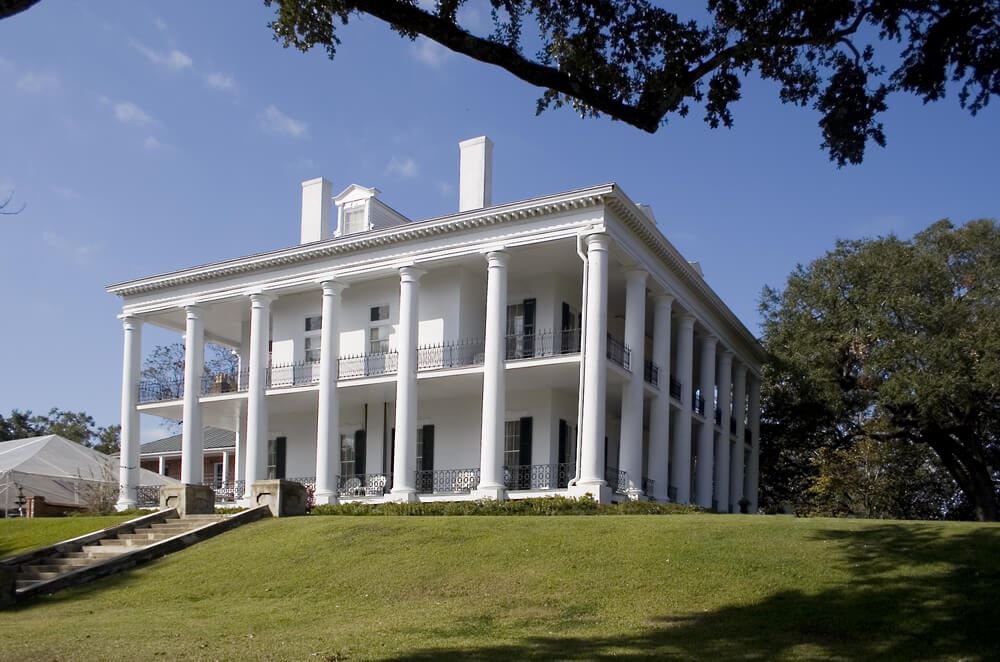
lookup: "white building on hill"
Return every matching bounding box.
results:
[109,136,764,510]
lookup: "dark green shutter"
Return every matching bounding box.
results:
[275,436,287,480]
[523,298,536,357]
[355,429,366,476]
[519,417,533,466]
[558,419,568,464]
[389,428,395,474]
[421,425,435,470]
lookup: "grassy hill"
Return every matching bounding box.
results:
[0,515,133,559]
[2,514,998,660]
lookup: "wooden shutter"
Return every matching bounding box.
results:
[558,419,569,464]
[275,436,287,480]
[421,425,435,471]
[523,298,536,356]
[519,417,533,467]
[355,429,366,476]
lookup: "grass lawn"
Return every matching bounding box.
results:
[0,515,134,559]
[1,514,998,660]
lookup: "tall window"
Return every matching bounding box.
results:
[213,462,223,485]
[305,315,322,362]
[504,420,521,467]
[340,434,355,478]
[369,305,391,354]
[267,440,278,479]
[342,200,367,235]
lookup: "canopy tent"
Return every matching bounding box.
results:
[0,434,179,513]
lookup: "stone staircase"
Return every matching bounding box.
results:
[13,513,227,593]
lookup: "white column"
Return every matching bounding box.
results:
[576,233,610,495]
[315,280,345,505]
[695,334,717,508]
[181,304,205,485]
[477,251,508,499]
[714,350,733,512]
[747,374,761,513]
[646,295,672,501]
[116,314,142,511]
[390,266,423,502]
[670,314,695,503]
[235,406,247,483]
[730,363,748,512]
[221,451,230,484]
[244,293,272,492]
[618,269,647,495]
[157,456,166,476]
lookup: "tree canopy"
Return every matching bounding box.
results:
[264,0,1000,165]
[760,219,1000,520]
[0,408,119,452]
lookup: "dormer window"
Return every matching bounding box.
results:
[342,200,367,235]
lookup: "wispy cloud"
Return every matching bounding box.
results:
[259,105,308,138]
[15,71,60,94]
[385,156,419,178]
[205,71,236,92]
[143,135,170,151]
[130,38,193,72]
[103,98,156,126]
[437,181,455,197]
[42,230,102,266]
[411,36,450,67]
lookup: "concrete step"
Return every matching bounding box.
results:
[48,557,95,568]
[182,514,228,520]
[18,568,62,580]
[81,545,130,557]
[117,532,181,542]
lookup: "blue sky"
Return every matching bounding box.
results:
[1,1,997,440]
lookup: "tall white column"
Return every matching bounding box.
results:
[477,251,508,499]
[670,314,695,503]
[157,456,166,476]
[116,315,142,511]
[646,294,672,501]
[730,363,748,512]
[714,350,733,512]
[695,334,717,508]
[577,233,610,496]
[390,266,423,502]
[181,304,205,485]
[244,293,272,492]
[315,280,346,505]
[747,374,761,513]
[618,269,647,495]
[221,450,230,485]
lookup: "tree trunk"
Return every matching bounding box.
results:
[929,438,998,522]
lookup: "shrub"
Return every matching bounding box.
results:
[310,495,703,517]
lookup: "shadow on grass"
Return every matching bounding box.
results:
[385,523,1000,661]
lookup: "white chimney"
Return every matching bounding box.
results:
[300,177,332,244]
[459,136,493,212]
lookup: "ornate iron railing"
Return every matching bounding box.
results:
[135,485,161,508]
[417,339,485,370]
[643,360,660,387]
[642,476,654,496]
[604,466,629,495]
[669,376,682,399]
[201,368,248,396]
[137,380,184,404]
[338,351,399,379]
[559,328,582,354]
[286,476,316,492]
[337,473,389,498]
[204,479,245,502]
[415,468,480,494]
[505,463,575,490]
[267,360,321,389]
[606,334,631,371]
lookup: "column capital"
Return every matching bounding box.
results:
[398,265,426,283]
[485,250,509,267]
[701,334,719,347]
[734,361,749,378]
[678,313,696,329]
[180,302,204,315]
[118,313,143,329]
[654,293,675,307]
[584,232,609,252]
[719,348,735,363]
[319,279,348,295]
[248,291,276,307]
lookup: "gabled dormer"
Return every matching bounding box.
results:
[333,184,409,238]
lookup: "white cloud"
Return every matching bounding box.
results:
[259,105,308,138]
[411,36,450,67]
[437,181,455,197]
[143,135,169,151]
[15,71,60,94]
[385,156,419,178]
[108,99,156,126]
[42,230,102,266]
[205,71,236,92]
[130,38,193,72]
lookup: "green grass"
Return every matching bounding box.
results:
[2,514,998,660]
[0,515,133,559]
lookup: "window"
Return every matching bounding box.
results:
[213,462,223,485]
[506,299,536,359]
[305,315,322,362]
[267,440,278,479]
[342,201,367,235]
[370,305,389,322]
[504,420,521,468]
[340,434,355,478]
[369,326,390,354]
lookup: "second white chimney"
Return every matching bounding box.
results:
[300,177,332,244]
[459,135,493,212]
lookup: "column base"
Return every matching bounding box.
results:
[568,482,612,504]
[312,490,339,506]
[161,483,215,516]
[114,498,137,512]
[386,489,420,504]
[473,485,507,501]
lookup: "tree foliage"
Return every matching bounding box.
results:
[0,407,119,452]
[141,342,240,401]
[264,0,1000,165]
[760,219,1000,520]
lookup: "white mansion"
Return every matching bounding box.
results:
[111,136,764,511]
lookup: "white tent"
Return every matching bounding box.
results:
[0,434,179,513]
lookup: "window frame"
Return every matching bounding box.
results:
[304,314,322,363]
[341,200,368,235]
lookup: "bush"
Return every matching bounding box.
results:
[310,495,703,517]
